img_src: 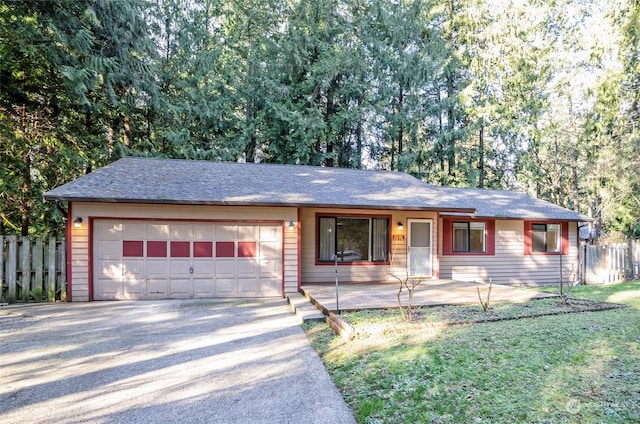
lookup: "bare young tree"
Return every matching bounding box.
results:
[476,280,493,312]
[389,246,424,322]
[559,264,576,304]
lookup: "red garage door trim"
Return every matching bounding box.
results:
[87,217,286,301]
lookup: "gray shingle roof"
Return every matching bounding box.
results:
[44,157,591,221]
[437,186,592,221]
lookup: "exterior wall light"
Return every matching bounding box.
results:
[397,221,404,231]
[73,217,83,228]
[288,220,295,231]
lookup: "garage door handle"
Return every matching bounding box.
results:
[189,265,194,274]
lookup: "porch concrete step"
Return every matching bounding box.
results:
[286,292,326,324]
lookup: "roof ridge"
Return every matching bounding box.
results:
[117,156,407,175]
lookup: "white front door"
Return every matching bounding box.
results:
[408,219,432,277]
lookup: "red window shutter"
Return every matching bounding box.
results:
[442,218,453,255]
[524,221,533,255]
[486,220,496,255]
[561,222,569,255]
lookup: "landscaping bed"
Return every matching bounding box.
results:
[340,297,626,337]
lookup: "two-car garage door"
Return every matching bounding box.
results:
[94,220,282,300]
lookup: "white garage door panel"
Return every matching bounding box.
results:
[170,260,191,278]
[124,278,145,297]
[146,260,168,278]
[238,278,259,294]
[98,240,121,258]
[193,223,214,240]
[97,278,120,297]
[260,241,280,258]
[98,221,123,239]
[216,260,236,278]
[170,279,193,295]
[260,279,280,295]
[94,220,283,300]
[148,224,169,239]
[238,225,258,240]
[216,279,236,294]
[99,259,123,279]
[122,222,144,238]
[260,225,279,240]
[216,225,236,240]
[192,260,213,276]
[260,259,281,278]
[193,279,214,296]
[147,279,168,297]
[123,259,145,275]
[171,224,192,240]
[237,259,259,277]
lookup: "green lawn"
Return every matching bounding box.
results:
[305,282,640,423]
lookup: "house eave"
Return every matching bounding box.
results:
[439,212,595,222]
[44,195,477,213]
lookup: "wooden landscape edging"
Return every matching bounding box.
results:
[326,312,355,341]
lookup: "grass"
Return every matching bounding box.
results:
[341,297,624,330]
[304,282,640,423]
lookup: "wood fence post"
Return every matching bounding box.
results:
[635,240,640,279]
[578,243,583,284]
[584,245,592,285]
[6,236,17,303]
[47,237,57,301]
[58,239,67,301]
[33,237,44,300]
[20,237,30,302]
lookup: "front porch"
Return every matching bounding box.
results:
[300,280,557,313]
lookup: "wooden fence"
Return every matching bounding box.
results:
[580,240,640,285]
[1,235,67,303]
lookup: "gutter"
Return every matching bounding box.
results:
[42,195,477,214]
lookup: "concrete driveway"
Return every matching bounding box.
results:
[0,299,355,424]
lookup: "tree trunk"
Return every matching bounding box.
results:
[356,120,363,169]
[21,152,31,236]
[245,101,256,163]
[446,72,456,181]
[479,125,485,188]
[245,17,256,163]
[325,78,338,167]
[397,84,404,169]
[123,112,131,147]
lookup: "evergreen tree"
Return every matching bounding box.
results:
[0,0,159,235]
